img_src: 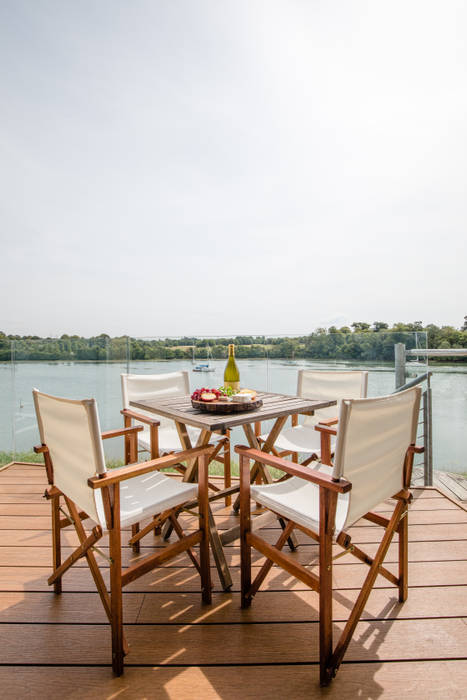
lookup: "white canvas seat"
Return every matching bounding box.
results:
[32,388,212,676]
[260,370,367,458]
[251,463,349,535]
[121,371,222,456]
[262,424,336,455]
[238,386,422,686]
[33,389,198,532]
[121,371,232,520]
[116,470,197,529]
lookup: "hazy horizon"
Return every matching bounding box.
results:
[1,1,466,337]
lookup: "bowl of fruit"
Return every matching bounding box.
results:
[191,387,262,413]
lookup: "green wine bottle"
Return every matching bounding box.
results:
[224,344,240,391]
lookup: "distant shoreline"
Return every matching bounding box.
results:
[1,324,466,363]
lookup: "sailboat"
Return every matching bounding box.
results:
[192,345,215,372]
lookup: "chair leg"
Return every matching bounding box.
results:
[248,520,295,599]
[198,454,212,603]
[51,494,62,594]
[109,486,125,676]
[398,506,409,602]
[169,513,202,575]
[240,454,252,608]
[331,499,405,678]
[319,489,337,687]
[224,435,231,507]
[131,524,140,554]
[278,517,297,552]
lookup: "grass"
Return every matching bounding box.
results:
[1,450,44,466]
[0,450,126,470]
[0,450,288,479]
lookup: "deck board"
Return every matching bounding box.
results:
[0,463,466,698]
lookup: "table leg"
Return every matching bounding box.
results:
[164,421,233,591]
[233,416,299,550]
[232,415,288,512]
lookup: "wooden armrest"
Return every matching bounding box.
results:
[101,426,143,440]
[44,486,61,499]
[318,417,339,426]
[34,445,49,454]
[314,424,338,436]
[121,409,160,427]
[88,444,214,488]
[409,445,424,454]
[234,445,351,494]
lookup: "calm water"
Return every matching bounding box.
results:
[1,359,466,472]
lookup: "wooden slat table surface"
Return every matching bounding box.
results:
[1,462,467,698]
[130,391,336,433]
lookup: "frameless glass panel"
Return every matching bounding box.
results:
[6,331,466,477]
[261,331,429,468]
[0,341,15,466]
[8,337,131,466]
[429,363,467,474]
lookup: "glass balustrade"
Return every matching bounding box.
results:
[1,331,466,477]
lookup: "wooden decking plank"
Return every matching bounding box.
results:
[0,477,48,485]
[2,584,465,625]
[2,519,466,549]
[2,536,466,568]
[0,591,145,624]
[2,559,467,592]
[2,660,467,700]
[0,484,51,494]
[1,493,460,511]
[3,505,466,529]
[435,472,467,501]
[0,494,50,506]
[377,497,460,511]
[0,661,466,700]
[1,617,466,666]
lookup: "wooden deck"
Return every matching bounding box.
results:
[1,462,467,699]
[412,466,467,502]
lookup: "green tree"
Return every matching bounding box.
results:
[372,321,389,332]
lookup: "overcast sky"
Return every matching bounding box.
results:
[1,0,466,337]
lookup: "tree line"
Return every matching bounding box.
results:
[1,319,466,363]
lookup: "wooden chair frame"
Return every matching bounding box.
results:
[236,426,423,686]
[121,408,231,503]
[35,427,212,676]
[121,408,231,552]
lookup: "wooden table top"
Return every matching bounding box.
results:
[130,391,336,432]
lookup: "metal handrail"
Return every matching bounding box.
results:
[392,360,433,487]
[394,371,432,393]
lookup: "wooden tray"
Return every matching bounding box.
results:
[191,397,263,414]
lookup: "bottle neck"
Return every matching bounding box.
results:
[228,344,235,357]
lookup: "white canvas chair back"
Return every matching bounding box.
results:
[121,371,190,432]
[33,389,106,526]
[333,386,421,530]
[298,370,368,427]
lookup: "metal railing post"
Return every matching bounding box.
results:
[11,340,16,459]
[426,374,433,486]
[394,343,406,389]
[423,391,429,486]
[393,370,433,487]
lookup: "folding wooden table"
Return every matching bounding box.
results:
[130,391,336,590]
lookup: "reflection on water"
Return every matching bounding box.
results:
[1,359,466,473]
